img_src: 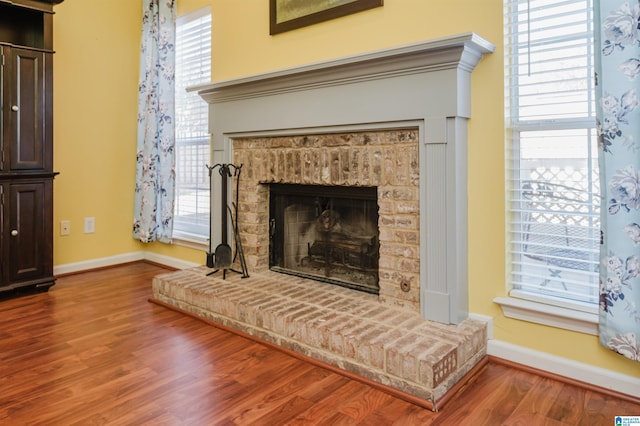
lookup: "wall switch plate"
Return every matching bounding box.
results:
[84,217,95,234]
[60,220,71,236]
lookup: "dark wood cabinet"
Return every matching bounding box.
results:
[0,0,60,293]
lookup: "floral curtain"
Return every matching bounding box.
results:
[133,0,177,243]
[595,0,640,361]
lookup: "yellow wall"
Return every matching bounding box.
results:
[52,0,639,379]
[53,0,145,262]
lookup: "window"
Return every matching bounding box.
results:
[173,8,211,242]
[504,0,600,313]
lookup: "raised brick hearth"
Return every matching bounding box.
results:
[151,267,487,408]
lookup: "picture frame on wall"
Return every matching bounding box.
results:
[270,0,383,35]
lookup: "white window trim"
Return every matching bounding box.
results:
[177,5,211,24]
[494,293,598,335]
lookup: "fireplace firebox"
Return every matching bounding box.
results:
[269,184,379,294]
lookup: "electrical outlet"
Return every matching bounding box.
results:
[60,220,71,236]
[84,217,95,234]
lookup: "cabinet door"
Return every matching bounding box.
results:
[7,180,53,283]
[2,47,50,172]
[0,184,3,285]
[0,46,5,173]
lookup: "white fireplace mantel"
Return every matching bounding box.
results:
[196,33,494,325]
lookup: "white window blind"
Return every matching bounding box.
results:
[173,8,211,240]
[505,0,600,305]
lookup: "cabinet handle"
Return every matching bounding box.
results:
[11,229,18,236]
[11,105,18,112]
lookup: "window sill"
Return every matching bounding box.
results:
[494,292,599,335]
[172,232,209,251]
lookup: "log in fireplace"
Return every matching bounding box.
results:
[269,183,379,294]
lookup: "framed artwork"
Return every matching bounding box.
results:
[270,0,383,35]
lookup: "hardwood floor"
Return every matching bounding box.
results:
[1,262,638,425]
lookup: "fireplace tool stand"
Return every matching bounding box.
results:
[205,163,249,279]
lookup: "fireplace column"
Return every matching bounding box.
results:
[422,116,469,324]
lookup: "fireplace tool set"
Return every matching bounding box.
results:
[205,163,249,279]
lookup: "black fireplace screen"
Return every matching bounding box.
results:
[269,184,379,294]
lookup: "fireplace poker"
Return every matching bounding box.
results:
[230,165,249,278]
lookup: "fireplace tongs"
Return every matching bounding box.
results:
[205,163,249,279]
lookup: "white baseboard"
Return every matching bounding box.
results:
[54,251,199,276]
[487,339,640,398]
[54,251,146,275]
[143,252,200,270]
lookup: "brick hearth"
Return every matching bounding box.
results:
[151,267,487,408]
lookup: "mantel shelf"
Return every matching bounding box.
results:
[194,33,495,105]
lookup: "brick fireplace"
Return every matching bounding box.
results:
[153,33,495,408]
[233,128,421,310]
[197,32,494,323]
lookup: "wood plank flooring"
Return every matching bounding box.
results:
[1,262,638,425]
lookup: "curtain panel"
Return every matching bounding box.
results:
[596,0,640,361]
[133,0,177,243]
